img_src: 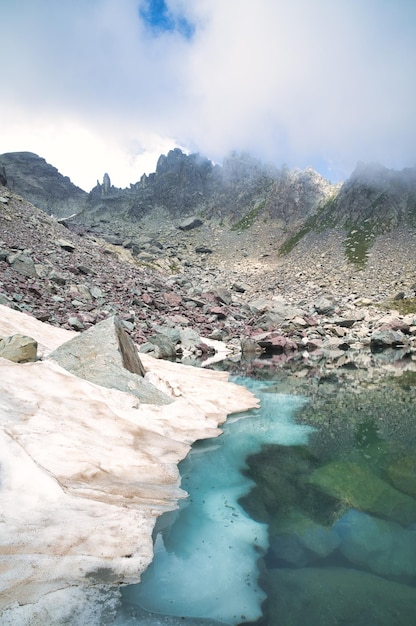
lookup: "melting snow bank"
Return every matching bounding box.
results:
[123,378,313,625]
[0,305,258,626]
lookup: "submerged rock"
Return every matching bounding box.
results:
[266,567,416,626]
[268,510,341,567]
[335,509,416,578]
[387,456,416,498]
[308,461,416,525]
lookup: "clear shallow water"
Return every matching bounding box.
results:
[120,379,311,624]
[117,374,416,626]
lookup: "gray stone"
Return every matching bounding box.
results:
[56,239,76,252]
[90,286,104,299]
[178,328,202,351]
[177,217,203,231]
[213,287,233,305]
[333,316,356,328]
[121,320,135,332]
[7,253,38,278]
[370,329,407,349]
[248,297,278,313]
[67,316,85,331]
[34,263,49,278]
[0,293,11,305]
[147,333,177,359]
[48,316,171,405]
[207,328,224,341]
[77,264,96,276]
[232,282,248,293]
[49,270,66,285]
[253,311,285,330]
[241,338,263,354]
[313,296,336,315]
[0,334,38,362]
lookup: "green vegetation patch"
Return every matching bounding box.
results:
[344,219,376,268]
[231,199,266,231]
[388,370,416,390]
[382,297,416,315]
[406,193,416,227]
[278,217,319,256]
[278,196,338,256]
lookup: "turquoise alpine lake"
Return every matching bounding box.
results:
[118,373,416,625]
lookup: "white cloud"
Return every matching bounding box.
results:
[1,0,416,189]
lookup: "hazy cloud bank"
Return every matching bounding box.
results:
[2,0,416,189]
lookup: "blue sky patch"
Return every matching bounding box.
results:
[139,0,195,39]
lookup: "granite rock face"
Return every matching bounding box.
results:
[336,161,416,226]
[3,150,416,286]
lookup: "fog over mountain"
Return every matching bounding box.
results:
[2,1,416,190]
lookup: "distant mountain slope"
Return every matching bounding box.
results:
[0,152,87,218]
[278,162,416,266]
[91,150,335,226]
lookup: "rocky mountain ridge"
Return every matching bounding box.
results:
[0,149,335,227]
[2,149,416,272]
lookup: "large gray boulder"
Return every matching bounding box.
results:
[308,460,416,525]
[47,316,172,405]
